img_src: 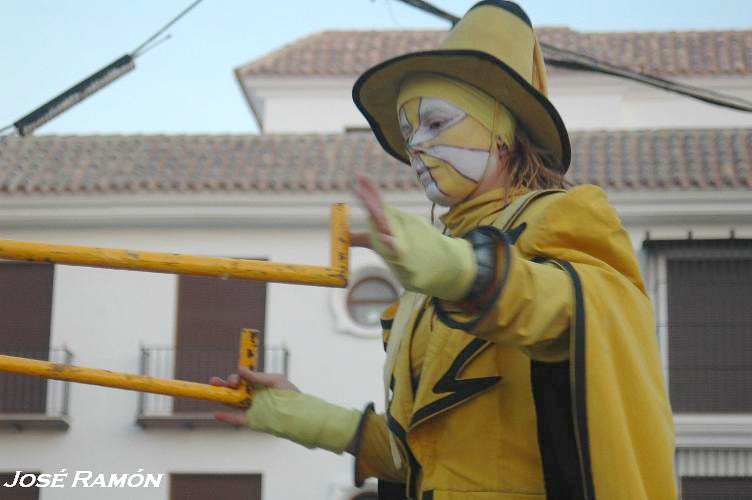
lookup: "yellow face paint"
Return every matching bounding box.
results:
[397,74,517,206]
[400,96,494,206]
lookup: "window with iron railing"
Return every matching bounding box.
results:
[0,263,70,430]
[173,265,267,411]
[0,348,72,430]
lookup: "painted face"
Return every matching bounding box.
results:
[399,97,493,206]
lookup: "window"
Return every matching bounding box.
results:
[170,473,261,500]
[0,263,54,414]
[347,277,399,327]
[173,270,267,413]
[648,240,752,414]
[0,472,40,499]
[681,476,752,499]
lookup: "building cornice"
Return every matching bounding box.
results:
[0,190,749,229]
[675,414,752,449]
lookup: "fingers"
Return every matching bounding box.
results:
[214,411,246,427]
[210,369,299,393]
[238,367,300,392]
[349,232,372,249]
[209,374,239,388]
[353,174,391,235]
[353,173,397,253]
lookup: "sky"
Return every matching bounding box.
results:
[1,0,751,135]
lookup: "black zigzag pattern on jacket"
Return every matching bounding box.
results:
[410,338,501,427]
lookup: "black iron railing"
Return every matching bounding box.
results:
[0,347,73,417]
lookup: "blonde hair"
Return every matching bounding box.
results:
[507,129,570,190]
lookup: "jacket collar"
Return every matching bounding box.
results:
[440,186,528,236]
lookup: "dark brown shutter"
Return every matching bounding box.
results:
[681,476,752,499]
[170,473,261,500]
[0,473,41,499]
[663,240,752,413]
[0,263,54,414]
[173,270,266,412]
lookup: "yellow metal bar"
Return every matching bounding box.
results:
[0,354,251,408]
[330,203,350,276]
[0,204,349,288]
[237,328,259,399]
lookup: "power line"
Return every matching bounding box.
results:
[131,0,204,58]
[395,0,458,25]
[7,0,206,137]
[392,0,752,113]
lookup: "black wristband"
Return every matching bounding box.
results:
[463,226,507,302]
[433,226,511,332]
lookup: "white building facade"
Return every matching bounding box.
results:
[1,26,752,500]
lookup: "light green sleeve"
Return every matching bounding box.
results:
[246,388,362,454]
[368,205,477,301]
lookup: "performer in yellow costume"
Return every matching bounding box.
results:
[213,2,677,498]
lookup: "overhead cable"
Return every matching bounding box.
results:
[9,0,205,136]
[392,0,752,113]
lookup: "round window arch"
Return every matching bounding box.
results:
[329,266,401,338]
[347,276,399,327]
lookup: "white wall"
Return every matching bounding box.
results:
[241,75,752,133]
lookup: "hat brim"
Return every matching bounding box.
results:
[352,49,571,173]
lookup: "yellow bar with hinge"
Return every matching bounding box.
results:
[0,204,349,287]
[237,328,259,399]
[330,203,350,276]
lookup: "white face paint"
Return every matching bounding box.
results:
[399,97,493,206]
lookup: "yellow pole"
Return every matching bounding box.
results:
[0,330,261,407]
[0,354,251,407]
[0,205,349,288]
[237,328,259,400]
[330,203,350,276]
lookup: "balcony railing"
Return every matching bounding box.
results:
[136,346,289,429]
[0,347,73,431]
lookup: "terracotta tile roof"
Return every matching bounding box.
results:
[0,129,750,195]
[236,28,752,78]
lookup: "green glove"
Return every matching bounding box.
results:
[246,388,362,454]
[369,205,477,301]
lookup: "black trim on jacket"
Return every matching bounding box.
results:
[352,402,376,488]
[531,360,584,499]
[556,259,596,500]
[386,407,421,500]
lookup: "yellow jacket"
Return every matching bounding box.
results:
[353,186,676,500]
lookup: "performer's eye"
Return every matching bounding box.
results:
[427,119,446,131]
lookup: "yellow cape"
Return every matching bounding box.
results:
[439,185,676,499]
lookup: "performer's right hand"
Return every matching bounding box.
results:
[210,368,362,455]
[211,367,299,426]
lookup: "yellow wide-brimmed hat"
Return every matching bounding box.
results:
[352,0,571,173]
